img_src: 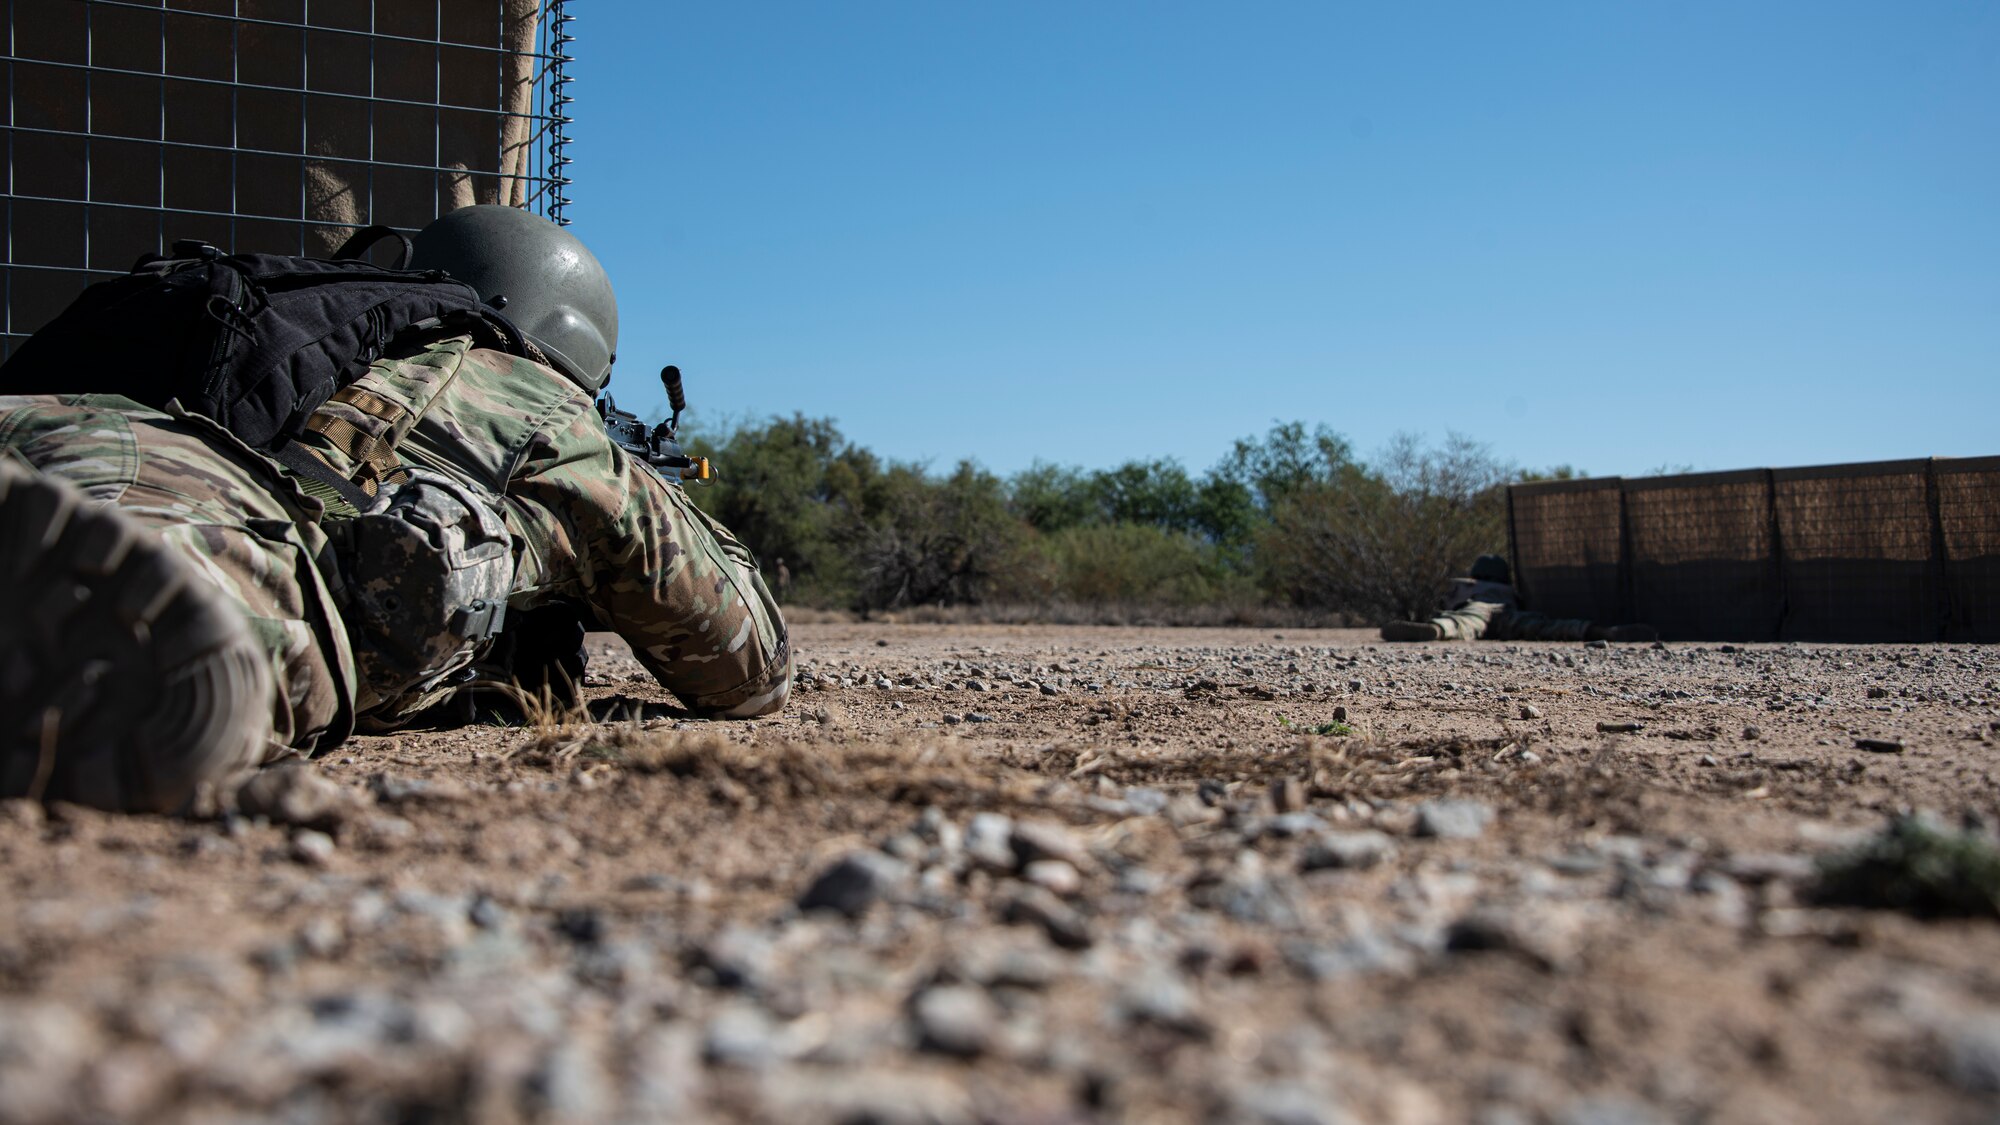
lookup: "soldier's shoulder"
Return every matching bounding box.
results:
[461,347,581,395]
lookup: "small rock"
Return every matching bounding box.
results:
[942,714,962,726]
[1556,1095,1672,1125]
[1011,820,1089,868]
[1595,721,1645,734]
[911,985,998,1057]
[1247,812,1326,840]
[963,712,996,724]
[1002,886,1093,949]
[1855,737,1906,754]
[695,928,774,991]
[237,764,351,829]
[367,772,466,807]
[290,829,336,866]
[298,916,344,956]
[467,895,509,931]
[965,813,1016,870]
[1867,686,1890,699]
[1117,968,1208,1037]
[1301,830,1396,871]
[1519,704,1544,720]
[797,851,909,918]
[0,799,45,829]
[1742,725,1762,741]
[984,948,1060,989]
[1039,683,1061,696]
[703,1003,781,1068]
[1414,800,1494,840]
[1331,705,1348,722]
[1585,639,1609,650]
[555,907,606,945]
[1944,1015,2000,1093]
[1445,906,1581,972]
[1721,852,1817,884]
[1116,866,1167,895]
[1023,859,1081,896]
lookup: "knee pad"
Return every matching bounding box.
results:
[327,468,514,718]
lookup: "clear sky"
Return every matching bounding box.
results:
[569,2,1999,480]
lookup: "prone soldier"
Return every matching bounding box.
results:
[0,206,791,812]
[1380,555,1656,644]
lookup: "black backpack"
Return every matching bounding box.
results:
[0,227,525,452]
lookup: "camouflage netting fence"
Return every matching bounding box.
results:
[1508,457,2000,643]
[1,0,572,360]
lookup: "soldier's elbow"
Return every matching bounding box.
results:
[710,674,790,719]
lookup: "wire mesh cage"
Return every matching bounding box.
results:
[0,0,575,359]
[1510,456,2000,643]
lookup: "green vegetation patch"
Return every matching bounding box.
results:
[1278,714,1354,737]
[1812,816,2000,919]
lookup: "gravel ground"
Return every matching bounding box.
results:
[4,623,2000,1124]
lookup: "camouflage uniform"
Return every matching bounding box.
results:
[1428,578,1593,642]
[298,332,792,721]
[0,332,791,758]
[0,395,356,758]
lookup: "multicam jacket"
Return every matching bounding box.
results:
[297,332,793,722]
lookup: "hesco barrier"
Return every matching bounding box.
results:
[1507,457,2000,643]
[0,0,574,361]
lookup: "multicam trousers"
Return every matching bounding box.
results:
[1431,600,1593,642]
[0,395,355,758]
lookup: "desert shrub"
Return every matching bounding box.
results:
[1034,523,1256,607]
[682,414,878,605]
[1258,432,1512,622]
[687,413,1538,624]
[848,461,1025,612]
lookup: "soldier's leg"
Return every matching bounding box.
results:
[0,398,353,798]
[1495,610,1593,642]
[1434,601,1502,640]
[0,452,271,812]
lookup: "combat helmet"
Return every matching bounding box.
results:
[408,205,619,391]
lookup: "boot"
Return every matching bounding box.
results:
[0,460,271,813]
[1380,620,1444,642]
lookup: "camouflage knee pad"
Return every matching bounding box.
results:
[326,469,513,721]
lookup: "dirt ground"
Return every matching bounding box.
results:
[4,623,2000,1124]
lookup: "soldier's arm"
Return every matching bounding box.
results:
[500,400,792,718]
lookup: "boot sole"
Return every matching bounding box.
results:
[0,460,271,813]
[1380,621,1444,642]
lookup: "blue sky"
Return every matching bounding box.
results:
[570,2,1999,480]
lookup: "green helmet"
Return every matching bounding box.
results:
[408,205,619,391]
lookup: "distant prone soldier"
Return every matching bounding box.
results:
[1380,555,1656,644]
[0,207,792,813]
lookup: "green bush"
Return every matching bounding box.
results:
[1257,432,1511,621]
[1033,523,1256,607]
[684,414,1543,625]
[848,461,1025,613]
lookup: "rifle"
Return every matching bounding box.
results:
[597,365,712,486]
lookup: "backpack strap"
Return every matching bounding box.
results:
[328,225,415,269]
[303,384,413,498]
[297,331,479,497]
[269,440,370,519]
